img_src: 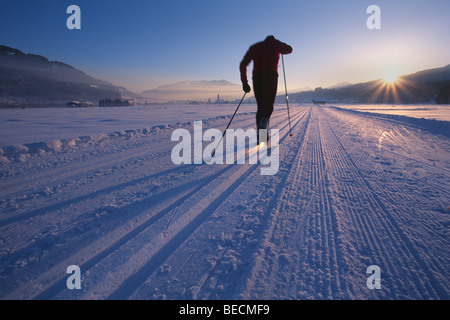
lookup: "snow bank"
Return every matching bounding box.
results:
[0,128,162,163]
[0,112,255,163]
[331,104,450,121]
[0,105,259,147]
[329,106,450,138]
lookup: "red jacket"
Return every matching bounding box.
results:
[240,36,293,83]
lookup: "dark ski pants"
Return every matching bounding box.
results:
[253,70,278,129]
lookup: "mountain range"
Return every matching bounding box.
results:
[141,80,241,102]
[0,44,449,106]
[0,45,138,107]
[285,65,450,104]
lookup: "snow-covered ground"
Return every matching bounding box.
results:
[0,104,449,300]
[333,104,450,121]
[0,104,258,147]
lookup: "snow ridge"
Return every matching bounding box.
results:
[0,112,255,164]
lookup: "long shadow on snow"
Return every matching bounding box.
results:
[106,108,311,300]
[31,164,231,300]
[0,163,200,228]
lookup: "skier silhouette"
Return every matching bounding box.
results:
[240,35,293,143]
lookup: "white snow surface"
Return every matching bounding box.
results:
[0,104,449,300]
[333,104,450,121]
[0,104,258,147]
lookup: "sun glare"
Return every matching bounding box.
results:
[382,71,399,85]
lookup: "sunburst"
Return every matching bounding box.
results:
[382,71,399,85]
[383,75,398,85]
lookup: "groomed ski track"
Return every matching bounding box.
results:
[0,105,448,300]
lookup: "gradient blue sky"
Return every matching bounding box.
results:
[1,0,449,93]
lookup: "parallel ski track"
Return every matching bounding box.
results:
[0,110,292,232]
[237,107,315,298]
[121,107,312,300]
[327,110,450,243]
[0,111,278,249]
[239,107,347,299]
[104,107,308,300]
[239,106,449,299]
[0,111,273,199]
[318,108,448,299]
[2,107,306,299]
[190,107,312,300]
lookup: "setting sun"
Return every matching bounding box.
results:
[383,73,399,84]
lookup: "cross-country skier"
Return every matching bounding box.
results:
[239,35,293,144]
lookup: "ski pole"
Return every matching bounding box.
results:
[210,92,247,159]
[281,54,293,136]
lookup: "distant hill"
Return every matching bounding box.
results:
[402,65,450,83]
[286,65,450,104]
[142,80,242,102]
[327,82,353,89]
[0,45,139,107]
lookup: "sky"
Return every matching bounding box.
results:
[1,0,449,95]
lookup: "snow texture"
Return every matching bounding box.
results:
[0,104,449,300]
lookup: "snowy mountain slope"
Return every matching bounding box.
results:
[0,45,139,107]
[0,105,448,300]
